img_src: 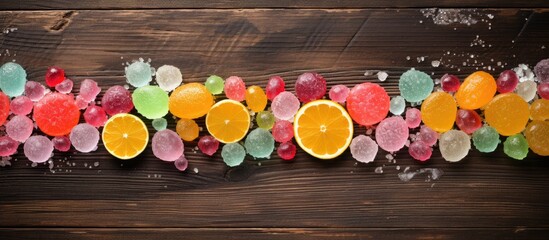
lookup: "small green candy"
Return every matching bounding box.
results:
[472,126,500,153]
[222,143,246,167]
[244,128,275,159]
[205,75,224,95]
[399,69,434,103]
[503,134,529,160]
[132,85,169,119]
[256,111,275,130]
[0,62,27,97]
[152,118,168,131]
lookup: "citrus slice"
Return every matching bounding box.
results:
[206,99,250,143]
[294,100,354,159]
[102,113,149,159]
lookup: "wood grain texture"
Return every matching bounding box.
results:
[0,7,549,239]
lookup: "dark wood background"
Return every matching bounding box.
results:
[1,1,549,239]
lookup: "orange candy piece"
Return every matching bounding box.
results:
[169,83,214,119]
[455,71,497,109]
[484,93,529,136]
[530,99,549,121]
[421,92,457,132]
[524,120,549,156]
[34,92,80,136]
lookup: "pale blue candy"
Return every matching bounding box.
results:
[398,69,434,103]
[152,118,168,131]
[125,61,152,88]
[389,96,406,115]
[0,62,27,97]
[472,126,499,153]
[244,128,274,158]
[222,143,246,167]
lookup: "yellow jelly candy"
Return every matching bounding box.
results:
[455,71,496,109]
[530,99,549,121]
[421,92,457,132]
[524,120,549,156]
[484,93,529,136]
[245,85,267,113]
[176,118,199,141]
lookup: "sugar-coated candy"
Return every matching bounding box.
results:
[496,70,519,93]
[52,136,71,152]
[34,92,80,136]
[24,136,54,163]
[455,109,482,134]
[256,111,276,130]
[440,74,460,92]
[350,135,378,163]
[530,99,549,121]
[169,83,214,119]
[245,86,267,112]
[10,96,33,115]
[45,66,65,87]
[75,95,89,110]
[244,128,274,158]
[295,72,326,103]
[6,115,33,142]
[421,92,457,132]
[0,62,27,97]
[347,82,390,126]
[174,155,189,171]
[455,71,496,109]
[0,92,8,126]
[70,123,100,153]
[198,135,219,156]
[204,75,224,95]
[79,79,101,102]
[277,141,297,161]
[224,76,246,101]
[472,126,499,153]
[515,80,537,102]
[439,130,470,162]
[266,76,285,101]
[0,136,18,157]
[155,65,182,92]
[329,84,350,103]
[484,93,529,136]
[272,120,294,143]
[84,105,108,127]
[24,81,46,101]
[55,79,73,94]
[125,61,152,88]
[524,120,549,156]
[271,91,300,121]
[176,118,199,141]
[152,129,184,162]
[534,58,549,82]
[152,118,167,131]
[389,96,406,115]
[375,116,408,152]
[405,108,421,128]
[102,85,134,115]
[503,134,529,160]
[538,82,549,100]
[409,141,432,162]
[132,85,169,119]
[398,69,434,103]
[417,125,438,146]
[222,143,246,167]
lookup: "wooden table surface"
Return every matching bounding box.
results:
[1,1,549,239]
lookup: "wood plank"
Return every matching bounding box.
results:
[1,1,549,10]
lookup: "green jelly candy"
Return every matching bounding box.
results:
[222,143,246,167]
[205,75,224,95]
[152,118,168,131]
[0,62,27,97]
[399,69,434,103]
[503,134,529,160]
[244,128,274,159]
[132,85,169,119]
[256,111,276,130]
[472,126,500,153]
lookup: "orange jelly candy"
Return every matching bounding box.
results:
[421,92,457,132]
[530,99,549,121]
[34,92,80,136]
[455,71,497,109]
[524,120,549,156]
[484,93,529,136]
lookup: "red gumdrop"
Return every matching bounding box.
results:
[409,141,432,162]
[440,74,460,92]
[538,82,549,100]
[496,70,519,93]
[272,120,294,143]
[198,135,219,156]
[0,92,9,126]
[84,105,108,127]
[0,136,19,157]
[101,85,134,115]
[346,82,390,126]
[45,66,65,87]
[295,72,327,103]
[52,136,71,152]
[277,141,297,161]
[34,92,80,136]
[266,76,285,101]
[455,109,482,134]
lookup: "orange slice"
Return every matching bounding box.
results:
[294,100,353,159]
[102,113,149,159]
[206,99,250,143]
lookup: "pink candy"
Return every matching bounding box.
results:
[198,135,219,156]
[295,72,327,103]
[102,85,134,115]
[10,96,33,115]
[266,76,285,101]
[84,105,108,127]
[375,116,409,152]
[405,108,421,129]
[79,79,101,102]
[224,76,246,101]
[328,84,350,103]
[277,141,297,160]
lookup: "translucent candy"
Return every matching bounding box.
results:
[515,80,537,102]
[152,118,167,131]
[244,128,275,158]
[79,79,101,102]
[530,99,549,121]
[350,135,378,163]
[265,76,285,101]
[389,96,406,115]
[496,70,519,93]
[83,105,108,127]
[398,69,434,103]
[198,135,219,156]
[524,120,549,156]
[0,62,27,97]
[169,83,213,119]
[455,109,482,134]
[152,129,184,162]
[10,96,33,115]
[75,95,88,110]
[440,74,460,92]
[271,91,300,121]
[125,61,152,88]
[45,66,65,87]
[538,82,549,100]
[245,85,267,112]
[34,92,80,137]
[256,111,276,130]
[417,125,438,146]
[6,115,33,142]
[102,85,134,115]
[0,136,18,156]
[174,155,189,171]
[52,136,71,152]
[204,75,224,95]
[439,130,470,162]
[295,72,327,103]
[421,92,457,132]
[24,81,46,101]
[70,123,100,153]
[534,58,549,82]
[155,65,182,92]
[472,126,500,153]
[24,136,54,163]
[224,76,246,101]
[328,84,350,103]
[405,108,421,128]
[277,141,297,161]
[222,143,246,167]
[176,118,199,141]
[347,83,390,126]
[0,92,8,126]
[272,120,294,143]
[132,85,169,119]
[55,79,73,94]
[503,134,529,160]
[375,116,409,152]
[455,71,496,109]
[484,93,529,136]
[408,141,432,162]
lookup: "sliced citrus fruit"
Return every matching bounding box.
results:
[294,100,353,159]
[102,113,149,160]
[206,99,250,143]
